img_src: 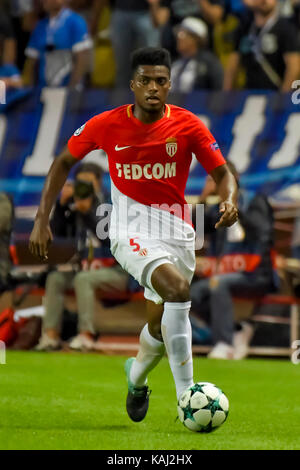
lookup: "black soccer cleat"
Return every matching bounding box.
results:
[125,357,151,422]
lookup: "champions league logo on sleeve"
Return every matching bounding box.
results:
[210,142,220,151]
[74,124,86,136]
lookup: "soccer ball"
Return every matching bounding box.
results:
[177,382,229,433]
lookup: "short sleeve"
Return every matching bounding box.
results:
[25,22,44,59]
[70,14,93,53]
[68,112,109,160]
[188,114,226,174]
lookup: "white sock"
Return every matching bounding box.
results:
[130,324,165,387]
[161,301,194,400]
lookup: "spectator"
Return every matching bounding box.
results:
[223,0,300,91]
[149,0,226,56]
[105,0,161,88]
[24,0,93,89]
[36,163,129,351]
[190,162,278,359]
[171,16,223,92]
[0,15,23,89]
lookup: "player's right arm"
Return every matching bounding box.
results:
[29,147,78,260]
[29,112,107,260]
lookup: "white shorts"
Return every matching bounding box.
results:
[110,238,195,304]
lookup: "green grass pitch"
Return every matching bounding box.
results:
[0,351,299,450]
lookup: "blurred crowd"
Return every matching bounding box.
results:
[1,0,300,92]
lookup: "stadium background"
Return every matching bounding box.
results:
[1,0,300,451]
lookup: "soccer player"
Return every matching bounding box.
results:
[29,47,238,422]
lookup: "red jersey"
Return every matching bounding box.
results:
[68,104,225,222]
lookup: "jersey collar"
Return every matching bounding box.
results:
[126,104,171,126]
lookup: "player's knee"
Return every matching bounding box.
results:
[148,321,163,342]
[163,278,190,303]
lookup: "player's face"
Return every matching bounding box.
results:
[130,65,171,113]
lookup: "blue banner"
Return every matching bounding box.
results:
[0,88,299,207]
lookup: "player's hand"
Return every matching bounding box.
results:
[215,200,238,229]
[29,218,53,262]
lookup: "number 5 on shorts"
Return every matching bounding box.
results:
[129,237,140,252]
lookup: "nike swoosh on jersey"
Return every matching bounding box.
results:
[115,145,131,151]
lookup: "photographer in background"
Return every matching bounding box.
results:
[50,162,106,238]
[36,163,129,351]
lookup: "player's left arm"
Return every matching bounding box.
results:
[210,164,238,229]
[189,114,238,228]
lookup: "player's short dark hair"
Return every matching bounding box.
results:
[74,162,103,180]
[131,47,171,77]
